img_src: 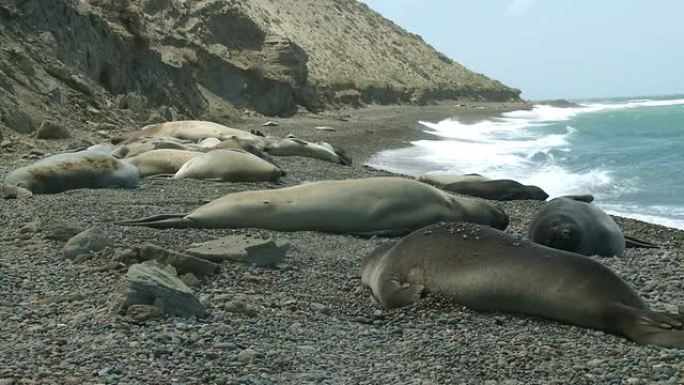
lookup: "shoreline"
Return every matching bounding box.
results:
[1,103,683,384]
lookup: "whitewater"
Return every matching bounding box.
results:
[368,96,684,230]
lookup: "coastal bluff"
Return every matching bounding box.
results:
[0,0,520,136]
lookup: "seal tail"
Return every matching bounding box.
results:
[624,235,660,249]
[616,305,684,348]
[116,213,192,229]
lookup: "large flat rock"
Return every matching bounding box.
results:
[185,234,289,267]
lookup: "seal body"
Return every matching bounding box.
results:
[263,137,351,165]
[173,149,284,182]
[362,222,684,347]
[119,177,508,234]
[129,121,265,148]
[528,197,624,256]
[418,173,488,188]
[124,149,202,177]
[4,151,139,194]
[444,179,548,201]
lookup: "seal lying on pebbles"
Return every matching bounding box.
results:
[361,222,684,348]
[417,173,488,187]
[118,177,509,235]
[263,137,352,165]
[4,151,139,194]
[528,196,658,257]
[173,149,284,182]
[443,179,549,201]
[127,120,265,147]
[123,149,202,178]
[112,137,194,158]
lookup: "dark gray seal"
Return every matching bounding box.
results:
[528,196,657,257]
[443,179,549,201]
[361,222,683,347]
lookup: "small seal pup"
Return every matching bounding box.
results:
[123,149,202,178]
[4,151,139,194]
[173,149,284,182]
[528,196,658,257]
[118,177,509,234]
[361,222,684,348]
[443,179,549,201]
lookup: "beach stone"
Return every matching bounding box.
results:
[119,91,147,112]
[0,183,32,199]
[126,304,164,322]
[62,227,109,260]
[3,108,37,134]
[43,221,82,241]
[181,272,201,288]
[126,244,217,275]
[238,349,258,365]
[36,120,70,139]
[262,121,279,126]
[114,261,206,318]
[185,234,289,267]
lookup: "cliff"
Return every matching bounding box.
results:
[0,0,521,137]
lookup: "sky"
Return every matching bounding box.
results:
[359,0,684,100]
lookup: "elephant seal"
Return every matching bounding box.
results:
[118,177,509,234]
[215,137,278,165]
[173,149,284,182]
[361,222,684,348]
[127,121,265,148]
[112,137,194,158]
[124,149,202,177]
[418,173,488,188]
[263,137,352,165]
[4,151,139,194]
[528,196,657,257]
[443,179,549,201]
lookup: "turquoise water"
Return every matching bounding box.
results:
[368,95,684,229]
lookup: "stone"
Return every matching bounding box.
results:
[43,222,83,241]
[128,244,217,275]
[159,105,177,121]
[0,183,32,199]
[62,227,109,260]
[185,234,289,267]
[238,349,258,365]
[181,272,201,288]
[262,121,279,126]
[36,120,70,139]
[120,92,147,112]
[2,107,37,134]
[315,126,336,131]
[125,304,164,322]
[114,261,206,318]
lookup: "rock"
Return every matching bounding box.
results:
[0,140,12,148]
[2,107,37,134]
[159,105,178,121]
[185,234,289,267]
[62,227,109,261]
[127,244,218,275]
[36,120,70,139]
[237,349,258,365]
[310,302,331,315]
[262,121,279,126]
[114,261,206,318]
[120,92,147,112]
[125,304,164,322]
[223,297,259,317]
[181,272,201,288]
[0,183,32,199]
[43,222,83,241]
[315,126,336,131]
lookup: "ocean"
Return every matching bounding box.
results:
[367,95,684,230]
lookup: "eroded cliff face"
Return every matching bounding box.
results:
[0,0,520,137]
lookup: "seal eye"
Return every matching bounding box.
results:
[560,229,572,239]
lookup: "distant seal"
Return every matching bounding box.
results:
[124,149,202,178]
[4,151,139,194]
[173,149,284,182]
[263,137,352,165]
[443,179,549,201]
[127,121,265,148]
[528,196,657,257]
[418,173,488,188]
[118,177,509,234]
[112,137,193,158]
[361,221,684,347]
[214,137,278,165]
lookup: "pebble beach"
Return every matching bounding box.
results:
[1,104,683,385]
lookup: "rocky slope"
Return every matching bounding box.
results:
[0,0,520,139]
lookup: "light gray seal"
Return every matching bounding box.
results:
[263,137,352,165]
[361,221,683,348]
[528,196,657,257]
[123,149,202,178]
[173,149,284,182]
[4,151,139,194]
[118,177,508,235]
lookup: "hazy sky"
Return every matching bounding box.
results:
[360,0,684,100]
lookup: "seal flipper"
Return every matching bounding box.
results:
[618,306,684,348]
[624,235,660,249]
[116,213,192,229]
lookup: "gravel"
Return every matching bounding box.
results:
[1,104,683,384]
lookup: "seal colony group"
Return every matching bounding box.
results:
[2,120,681,348]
